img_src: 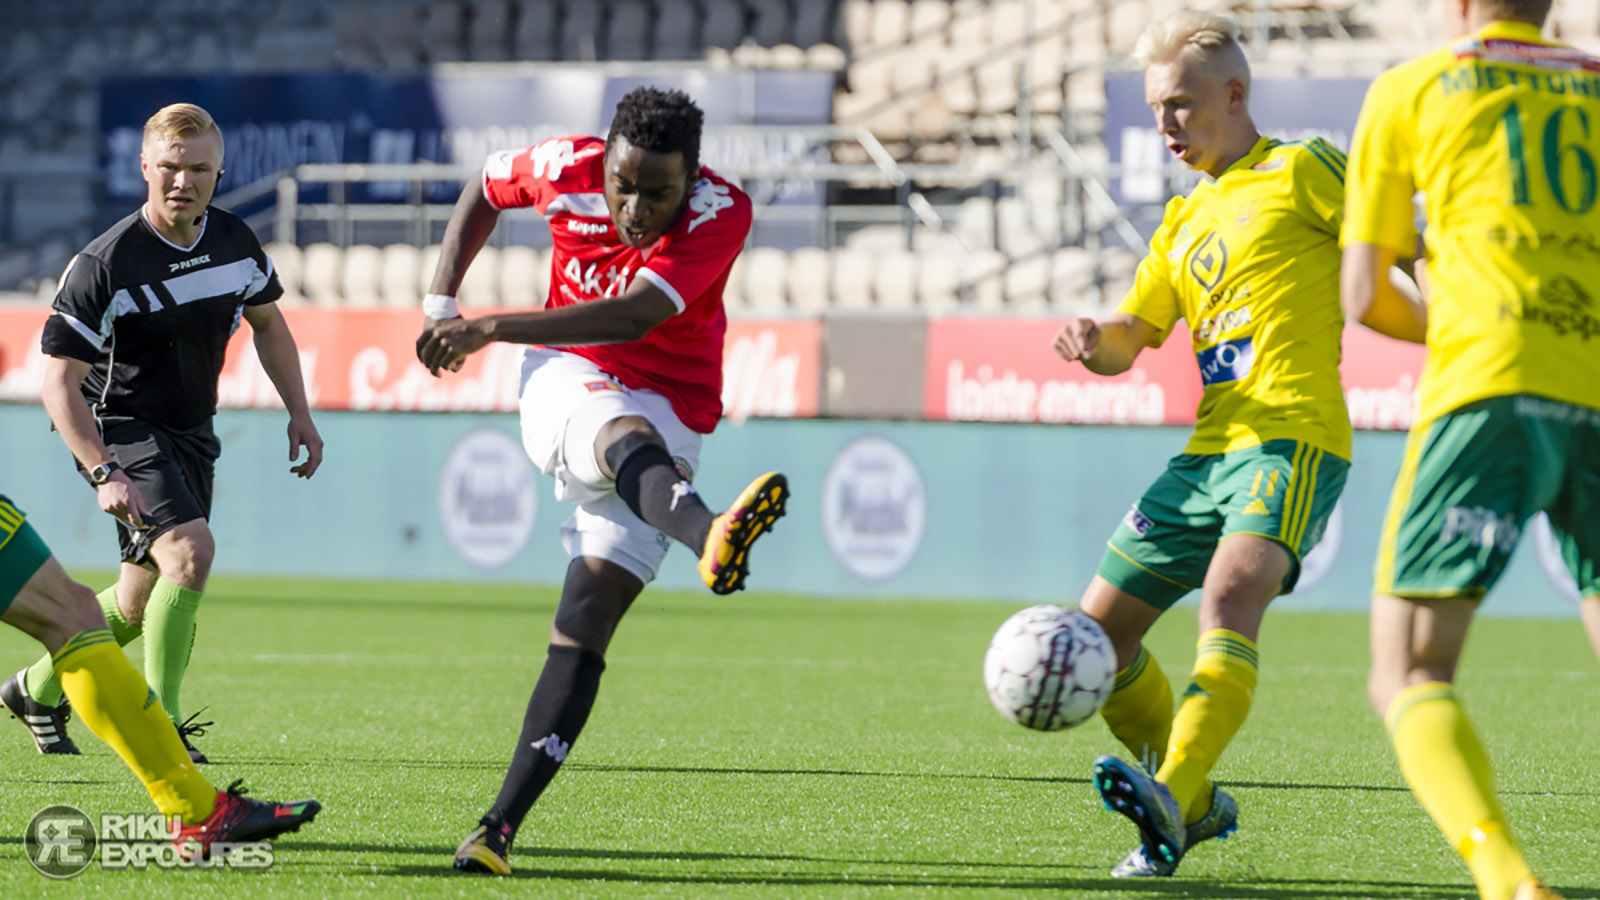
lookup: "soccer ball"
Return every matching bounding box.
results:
[983,605,1116,731]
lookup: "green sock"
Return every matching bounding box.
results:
[143,578,202,726]
[25,586,142,706]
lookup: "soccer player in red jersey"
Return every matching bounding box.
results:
[415,87,787,875]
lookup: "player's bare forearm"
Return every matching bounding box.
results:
[483,291,675,346]
[245,303,314,418]
[417,282,677,375]
[1081,316,1154,376]
[429,172,501,297]
[1342,243,1427,344]
[40,356,113,469]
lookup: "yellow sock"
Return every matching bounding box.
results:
[1387,682,1531,900]
[53,630,216,823]
[1099,645,1174,773]
[1157,629,1257,824]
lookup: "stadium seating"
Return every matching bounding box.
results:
[11,0,1593,310]
[248,238,1131,312]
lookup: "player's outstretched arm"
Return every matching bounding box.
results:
[243,302,323,478]
[39,356,146,524]
[1052,312,1156,376]
[417,280,677,375]
[1341,242,1427,344]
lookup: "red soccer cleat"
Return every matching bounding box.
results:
[175,779,320,860]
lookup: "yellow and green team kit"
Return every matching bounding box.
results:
[1097,136,1352,610]
[1345,20,1600,598]
[0,494,218,823]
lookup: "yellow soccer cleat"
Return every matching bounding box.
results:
[699,472,788,595]
[1513,879,1564,900]
[453,824,512,875]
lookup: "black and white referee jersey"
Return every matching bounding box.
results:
[40,207,283,431]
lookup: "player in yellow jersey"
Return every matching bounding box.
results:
[1343,2,1598,899]
[1051,10,1355,878]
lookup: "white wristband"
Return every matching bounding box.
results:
[423,293,460,320]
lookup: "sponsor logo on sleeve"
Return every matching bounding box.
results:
[687,179,734,232]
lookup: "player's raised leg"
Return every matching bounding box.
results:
[597,417,786,595]
[454,558,639,874]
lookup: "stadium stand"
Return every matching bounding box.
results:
[7,0,1599,309]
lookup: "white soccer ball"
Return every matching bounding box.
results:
[983,604,1116,731]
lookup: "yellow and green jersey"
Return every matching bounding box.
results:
[1121,135,1352,459]
[1344,20,1600,426]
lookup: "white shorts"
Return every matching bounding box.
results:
[517,347,702,584]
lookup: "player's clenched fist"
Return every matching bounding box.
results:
[416,317,488,375]
[1052,317,1101,362]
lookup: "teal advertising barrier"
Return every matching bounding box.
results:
[0,405,1582,618]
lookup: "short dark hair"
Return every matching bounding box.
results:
[605,86,705,175]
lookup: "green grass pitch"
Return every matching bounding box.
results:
[0,573,1596,898]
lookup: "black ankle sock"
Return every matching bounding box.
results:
[486,644,606,835]
[612,442,715,555]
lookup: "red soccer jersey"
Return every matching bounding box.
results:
[481,134,752,433]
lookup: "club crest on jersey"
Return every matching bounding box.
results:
[687,179,734,232]
[1188,232,1228,292]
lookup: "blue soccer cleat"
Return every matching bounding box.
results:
[1094,755,1185,875]
[1110,783,1238,878]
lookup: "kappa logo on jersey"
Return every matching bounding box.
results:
[485,149,517,180]
[686,179,734,232]
[529,139,604,182]
[562,258,633,300]
[567,220,610,236]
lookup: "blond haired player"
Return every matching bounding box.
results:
[1052,10,1356,878]
[1344,1,1598,898]
[5,103,321,765]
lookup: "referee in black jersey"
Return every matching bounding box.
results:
[0,103,323,764]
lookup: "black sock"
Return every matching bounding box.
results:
[485,644,606,836]
[611,441,715,556]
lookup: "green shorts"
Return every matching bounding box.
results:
[1376,394,1600,599]
[1097,439,1350,610]
[0,495,51,616]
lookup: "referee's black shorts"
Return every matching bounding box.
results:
[92,417,221,564]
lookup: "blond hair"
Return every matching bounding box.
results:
[1133,11,1250,93]
[143,103,223,155]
